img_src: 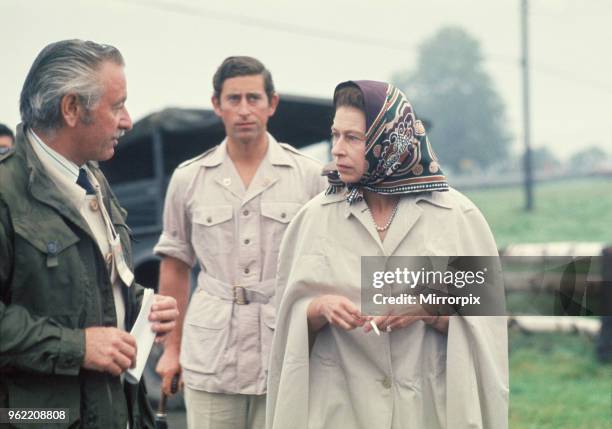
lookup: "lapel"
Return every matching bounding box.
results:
[343,195,425,256]
[241,157,279,206]
[345,199,385,254]
[383,192,453,255]
[212,160,247,201]
[241,136,292,206]
[382,197,423,256]
[202,141,244,200]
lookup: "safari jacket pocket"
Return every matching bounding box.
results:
[192,205,233,255]
[181,290,232,374]
[260,202,302,224]
[261,202,303,250]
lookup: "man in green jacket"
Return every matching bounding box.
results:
[0,40,178,428]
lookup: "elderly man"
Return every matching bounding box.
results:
[154,56,326,429]
[0,40,178,428]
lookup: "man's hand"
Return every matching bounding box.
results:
[83,327,137,376]
[156,347,183,396]
[149,294,179,343]
[307,295,367,332]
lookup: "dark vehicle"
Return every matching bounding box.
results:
[99,94,333,406]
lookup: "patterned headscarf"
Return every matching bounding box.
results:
[325,80,449,204]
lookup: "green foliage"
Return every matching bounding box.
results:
[463,177,612,247]
[532,146,561,170]
[509,330,611,428]
[393,26,511,172]
[569,146,610,170]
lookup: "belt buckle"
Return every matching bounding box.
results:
[233,285,249,305]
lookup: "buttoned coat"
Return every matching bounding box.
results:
[154,136,327,394]
[267,189,509,429]
[0,126,154,428]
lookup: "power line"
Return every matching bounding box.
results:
[116,0,612,93]
[117,0,420,52]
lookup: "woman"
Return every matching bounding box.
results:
[266,81,508,429]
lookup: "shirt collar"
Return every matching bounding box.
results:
[267,134,294,167]
[201,139,227,167]
[200,132,294,168]
[28,129,81,182]
[28,129,89,205]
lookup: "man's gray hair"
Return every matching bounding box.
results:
[20,39,124,131]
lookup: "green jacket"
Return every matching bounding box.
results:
[0,125,155,428]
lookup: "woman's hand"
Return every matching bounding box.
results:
[364,314,422,334]
[307,295,367,332]
[364,312,449,334]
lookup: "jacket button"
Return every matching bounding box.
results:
[244,267,250,274]
[243,210,249,216]
[206,217,212,223]
[280,212,287,219]
[382,377,392,389]
[47,241,58,255]
[244,239,250,245]
[89,199,99,211]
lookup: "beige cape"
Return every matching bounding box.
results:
[266,189,509,429]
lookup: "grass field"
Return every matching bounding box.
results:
[509,330,611,429]
[464,178,611,427]
[463,177,612,248]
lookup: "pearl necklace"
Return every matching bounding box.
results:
[368,200,400,232]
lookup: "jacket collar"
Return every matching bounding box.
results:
[267,134,294,167]
[320,189,453,210]
[200,133,293,168]
[414,191,454,210]
[15,124,95,236]
[203,133,291,205]
[321,190,452,255]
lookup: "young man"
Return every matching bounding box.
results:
[0,40,178,428]
[154,56,326,429]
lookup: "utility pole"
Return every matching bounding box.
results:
[521,0,534,210]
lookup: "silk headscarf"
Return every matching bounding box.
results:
[325,80,449,204]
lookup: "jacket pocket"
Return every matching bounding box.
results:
[12,218,84,317]
[260,202,303,251]
[180,289,232,374]
[260,302,276,373]
[192,205,234,256]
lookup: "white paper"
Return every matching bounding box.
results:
[125,288,156,384]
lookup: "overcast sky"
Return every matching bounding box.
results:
[1,0,611,161]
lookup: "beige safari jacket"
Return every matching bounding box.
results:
[154,134,326,394]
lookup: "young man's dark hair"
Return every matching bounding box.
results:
[212,56,275,102]
[0,123,15,143]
